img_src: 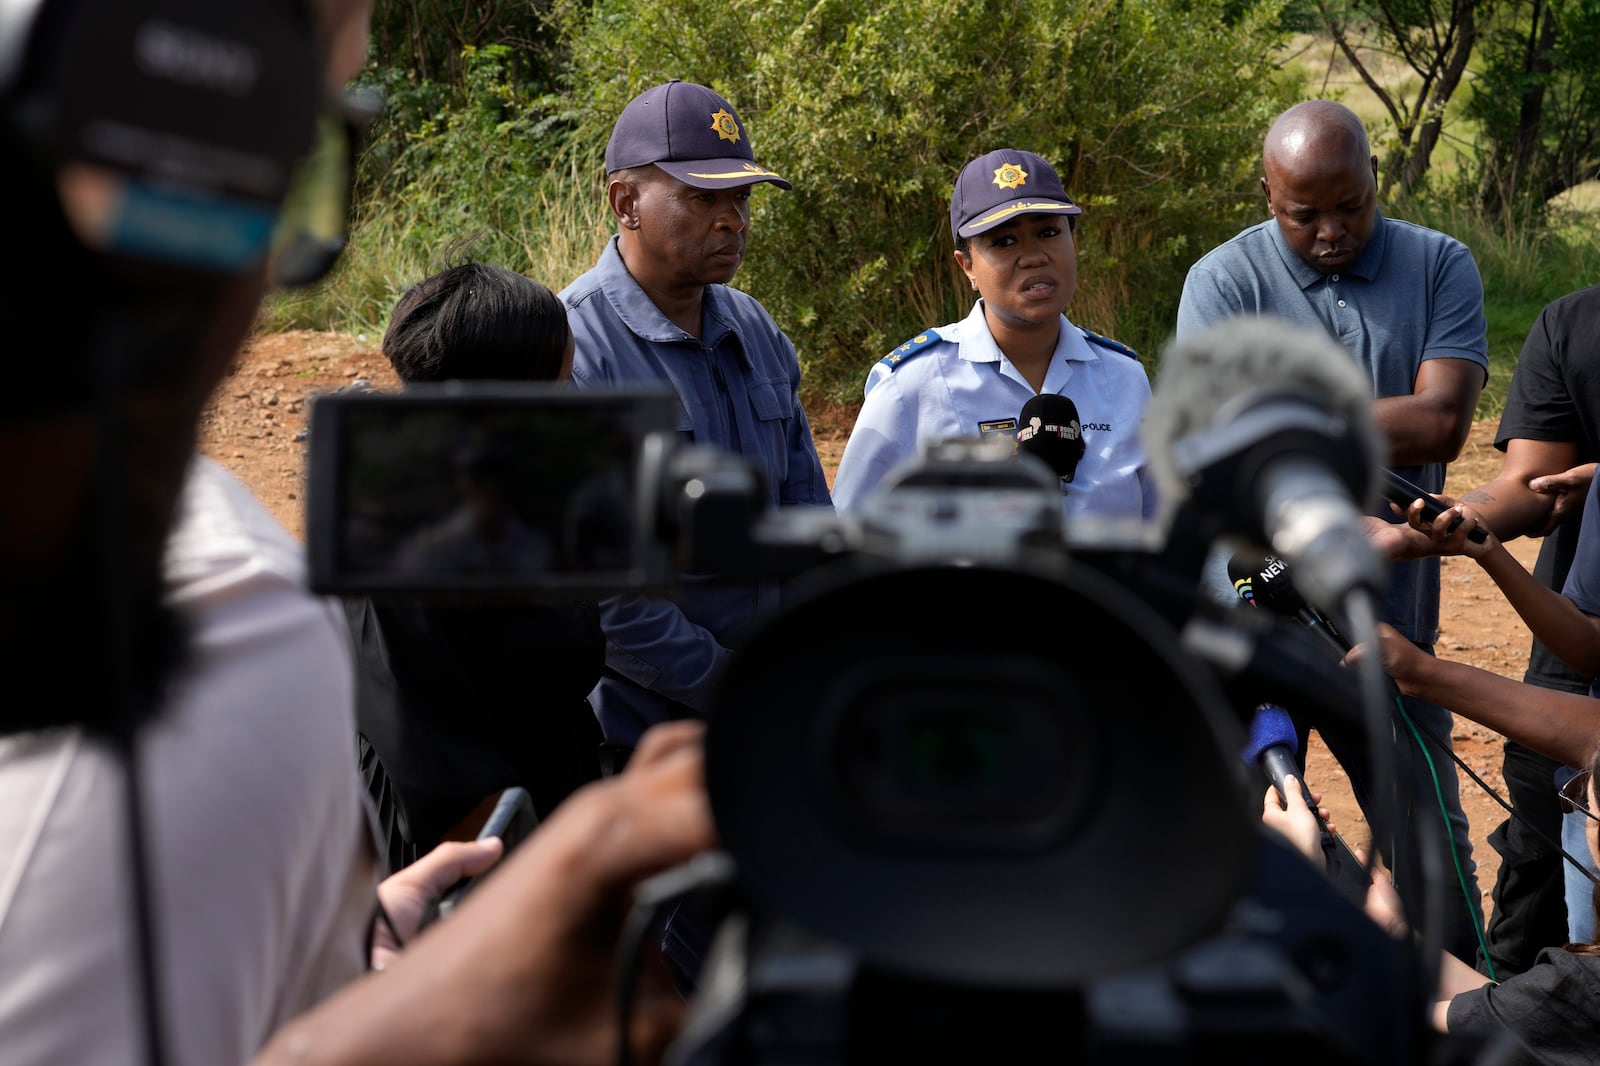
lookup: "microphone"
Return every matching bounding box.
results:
[1142,316,1387,615]
[1015,393,1086,483]
[1226,549,1350,653]
[1243,704,1370,898]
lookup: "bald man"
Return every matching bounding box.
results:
[1176,99,1490,964]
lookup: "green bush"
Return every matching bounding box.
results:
[262,8,1600,427]
[261,43,605,337]
[553,0,1302,400]
[1401,199,1600,419]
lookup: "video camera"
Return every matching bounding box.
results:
[305,380,1446,1064]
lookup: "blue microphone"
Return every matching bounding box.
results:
[1244,705,1370,898]
[1244,704,1319,810]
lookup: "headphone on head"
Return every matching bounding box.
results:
[1,0,327,417]
[2,0,321,279]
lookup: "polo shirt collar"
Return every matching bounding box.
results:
[1349,210,1388,280]
[595,236,737,350]
[1270,210,1389,288]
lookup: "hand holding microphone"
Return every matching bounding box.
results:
[1260,772,1332,865]
[1338,621,1431,699]
[1245,705,1371,900]
[1015,393,1086,483]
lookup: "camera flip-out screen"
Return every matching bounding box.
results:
[305,383,680,598]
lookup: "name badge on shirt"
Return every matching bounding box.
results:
[977,417,1018,438]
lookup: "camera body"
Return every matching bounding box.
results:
[306,384,1439,1063]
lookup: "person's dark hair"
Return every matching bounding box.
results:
[1568,742,1600,957]
[382,260,571,384]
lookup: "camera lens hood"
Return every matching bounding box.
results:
[704,555,1254,986]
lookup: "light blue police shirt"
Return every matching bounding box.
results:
[832,300,1157,525]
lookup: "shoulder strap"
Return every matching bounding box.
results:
[1079,326,1139,361]
[876,328,943,371]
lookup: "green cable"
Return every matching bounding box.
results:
[1395,693,1499,983]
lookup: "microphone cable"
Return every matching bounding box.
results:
[1391,692,1497,982]
[92,319,171,1066]
[1299,590,1487,976]
[1336,586,1444,1002]
[1301,586,1598,984]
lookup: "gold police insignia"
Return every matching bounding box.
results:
[992,163,1028,190]
[711,108,741,144]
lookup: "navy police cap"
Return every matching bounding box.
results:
[605,79,792,191]
[951,148,1081,240]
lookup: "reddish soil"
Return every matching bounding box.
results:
[202,329,1538,925]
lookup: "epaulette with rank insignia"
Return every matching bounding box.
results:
[1078,326,1139,361]
[877,328,942,371]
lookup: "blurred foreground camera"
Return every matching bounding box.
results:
[305,384,1436,1063]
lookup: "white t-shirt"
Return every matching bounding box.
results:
[0,456,379,1066]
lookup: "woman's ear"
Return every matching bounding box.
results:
[953,249,976,291]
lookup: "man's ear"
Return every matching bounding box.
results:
[609,176,641,231]
[1369,154,1380,182]
[1259,175,1273,213]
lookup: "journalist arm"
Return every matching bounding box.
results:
[1345,625,1600,771]
[251,720,715,1066]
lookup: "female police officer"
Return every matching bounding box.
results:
[831,149,1156,526]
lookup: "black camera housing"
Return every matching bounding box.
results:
[304,387,1447,1063]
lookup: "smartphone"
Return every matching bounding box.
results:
[305,383,682,597]
[1380,468,1487,544]
[419,787,539,929]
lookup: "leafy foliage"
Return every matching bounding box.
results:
[553,0,1301,399]
[369,0,565,86]
[263,43,606,335]
[1464,0,1600,216]
[1403,197,1600,417]
[262,1,1597,418]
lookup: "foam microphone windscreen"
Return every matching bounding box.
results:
[1141,315,1383,519]
[1242,703,1301,764]
[1015,392,1086,481]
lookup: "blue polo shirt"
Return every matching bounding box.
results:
[1177,212,1488,643]
[560,236,832,746]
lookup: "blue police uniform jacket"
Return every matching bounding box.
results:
[560,236,833,747]
[832,300,1157,524]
